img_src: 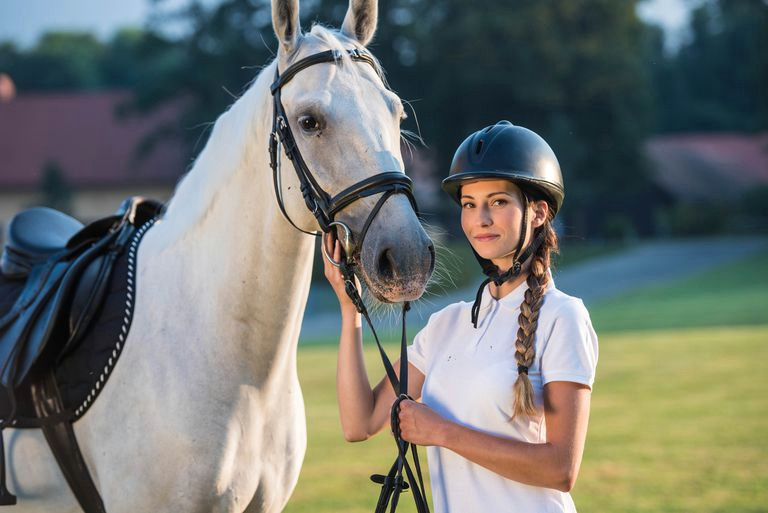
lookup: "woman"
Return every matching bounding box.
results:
[324,120,598,512]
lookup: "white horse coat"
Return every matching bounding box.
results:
[4,0,433,511]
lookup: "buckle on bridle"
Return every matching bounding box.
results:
[322,222,354,268]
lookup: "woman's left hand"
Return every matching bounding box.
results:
[397,399,449,447]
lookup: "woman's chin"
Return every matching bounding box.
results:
[471,246,506,262]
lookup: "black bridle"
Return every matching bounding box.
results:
[269,48,430,513]
[269,48,417,261]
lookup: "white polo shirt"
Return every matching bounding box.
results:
[407,277,598,513]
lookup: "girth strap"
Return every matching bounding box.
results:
[31,371,106,513]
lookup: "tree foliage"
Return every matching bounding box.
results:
[652,0,768,132]
[1,0,764,237]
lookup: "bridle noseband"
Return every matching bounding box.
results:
[269,47,430,513]
[269,48,418,265]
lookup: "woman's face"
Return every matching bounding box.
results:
[460,179,545,270]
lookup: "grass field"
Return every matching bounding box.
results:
[590,251,768,333]
[285,250,768,512]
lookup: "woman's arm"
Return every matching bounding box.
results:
[398,381,591,492]
[324,237,425,441]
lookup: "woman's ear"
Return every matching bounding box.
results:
[531,200,549,229]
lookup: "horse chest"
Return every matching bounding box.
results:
[213,379,307,513]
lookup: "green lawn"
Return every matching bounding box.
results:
[288,326,768,513]
[590,251,768,332]
[573,325,768,513]
[287,250,768,512]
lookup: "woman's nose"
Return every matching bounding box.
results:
[478,206,493,226]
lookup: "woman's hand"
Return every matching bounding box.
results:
[397,399,449,447]
[322,233,359,313]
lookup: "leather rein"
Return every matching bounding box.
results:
[269,48,430,513]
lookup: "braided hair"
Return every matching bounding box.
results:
[511,208,558,419]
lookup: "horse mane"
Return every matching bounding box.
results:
[158,24,388,247]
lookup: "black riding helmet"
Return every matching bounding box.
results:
[442,120,565,327]
[442,120,564,212]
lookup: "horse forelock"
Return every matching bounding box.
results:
[289,25,386,86]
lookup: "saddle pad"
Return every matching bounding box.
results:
[56,219,155,420]
[0,219,155,423]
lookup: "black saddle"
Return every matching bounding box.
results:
[0,208,85,278]
[0,196,162,509]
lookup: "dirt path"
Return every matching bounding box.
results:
[299,236,768,342]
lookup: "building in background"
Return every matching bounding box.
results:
[0,74,187,237]
[646,133,768,234]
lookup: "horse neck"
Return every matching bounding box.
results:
[141,63,315,380]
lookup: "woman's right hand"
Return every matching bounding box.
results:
[322,233,360,313]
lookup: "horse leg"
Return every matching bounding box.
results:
[4,428,81,512]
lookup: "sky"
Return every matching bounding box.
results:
[0,0,695,49]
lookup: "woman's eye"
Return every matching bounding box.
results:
[461,202,474,209]
[492,199,507,206]
[299,115,321,133]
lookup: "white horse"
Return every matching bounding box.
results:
[5,0,433,510]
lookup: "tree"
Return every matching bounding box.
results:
[1,0,658,237]
[386,0,655,237]
[2,32,104,90]
[137,0,656,237]
[653,0,768,132]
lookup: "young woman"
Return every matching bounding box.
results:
[324,120,598,512]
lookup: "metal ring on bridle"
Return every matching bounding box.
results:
[322,221,353,268]
[269,48,419,256]
[268,46,430,513]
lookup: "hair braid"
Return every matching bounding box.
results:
[511,215,558,419]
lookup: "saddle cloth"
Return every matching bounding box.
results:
[0,213,156,422]
[0,198,161,427]
[0,197,160,510]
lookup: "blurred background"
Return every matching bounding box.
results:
[1,1,766,511]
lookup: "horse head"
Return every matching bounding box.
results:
[270,0,435,303]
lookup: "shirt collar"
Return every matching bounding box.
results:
[477,272,556,312]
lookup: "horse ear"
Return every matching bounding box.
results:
[272,0,301,54]
[341,0,378,46]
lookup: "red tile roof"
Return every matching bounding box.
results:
[0,90,188,190]
[645,133,768,201]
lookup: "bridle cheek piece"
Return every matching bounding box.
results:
[269,48,418,263]
[268,48,430,513]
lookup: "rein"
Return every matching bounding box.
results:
[269,48,430,513]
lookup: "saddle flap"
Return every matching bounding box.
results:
[0,231,119,391]
[0,262,68,388]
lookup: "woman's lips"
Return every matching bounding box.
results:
[474,234,500,242]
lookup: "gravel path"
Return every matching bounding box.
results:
[299,236,768,342]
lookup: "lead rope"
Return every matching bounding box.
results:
[337,259,430,513]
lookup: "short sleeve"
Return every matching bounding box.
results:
[540,299,599,388]
[406,315,433,374]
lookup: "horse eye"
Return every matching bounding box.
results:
[299,115,321,133]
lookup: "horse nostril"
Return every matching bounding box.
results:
[427,243,436,274]
[377,248,396,280]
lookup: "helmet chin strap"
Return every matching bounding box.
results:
[469,193,546,328]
